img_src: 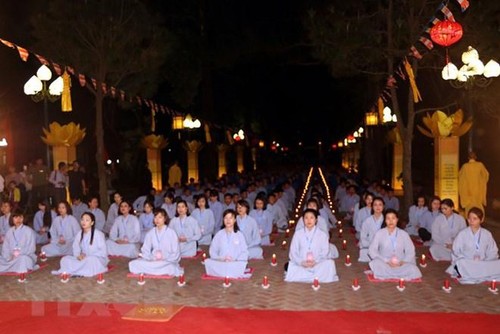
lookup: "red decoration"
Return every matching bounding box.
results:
[430,20,463,47]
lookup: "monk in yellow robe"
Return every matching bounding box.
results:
[458,151,489,216]
[168,161,182,187]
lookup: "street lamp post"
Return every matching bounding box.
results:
[24,65,63,170]
[441,46,500,152]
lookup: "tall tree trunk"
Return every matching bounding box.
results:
[95,80,109,210]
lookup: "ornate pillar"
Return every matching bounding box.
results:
[142,135,168,191]
[235,144,244,173]
[217,144,229,177]
[434,136,459,207]
[183,140,203,182]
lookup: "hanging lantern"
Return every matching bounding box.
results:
[430,20,463,47]
[172,115,184,130]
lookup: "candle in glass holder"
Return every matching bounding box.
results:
[202,252,207,263]
[398,278,405,289]
[262,276,269,289]
[338,229,343,238]
[313,277,319,288]
[345,254,351,266]
[491,280,497,291]
[444,279,450,289]
[223,276,230,287]
[138,273,145,285]
[285,229,290,238]
[271,253,277,266]
[18,272,26,283]
[281,240,287,249]
[40,251,47,261]
[418,254,426,267]
[342,239,347,250]
[97,273,105,284]
[353,278,359,288]
[177,274,186,287]
[61,272,69,283]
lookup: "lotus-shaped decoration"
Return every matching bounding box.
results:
[417,109,472,138]
[41,122,86,147]
[142,134,168,149]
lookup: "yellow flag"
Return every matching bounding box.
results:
[61,70,72,112]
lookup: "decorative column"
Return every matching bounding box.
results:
[41,122,86,170]
[235,144,245,173]
[417,109,471,206]
[183,140,203,183]
[217,144,229,177]
[142,135,168,191]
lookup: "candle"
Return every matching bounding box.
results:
[281,240,287,249]
[353,278,359,287]
[263,276,269,286]
[444,279,450,289]
[19,273,26,282]
[399,278,405,289]
[491,280,497,291]
[224,276,230,286]
[313,277,319,288]
[338,228,343,238]
[345,254,351,265]
[420,254,426,266]
[202,252,207,262]
[97,273,104,282]
[271,253,277,265]
[139,273,145,283]
[285,229,290,238]
[61,272,68,282]
[40,252,46,261]
[179,274,185,284]
[342,240,347,250]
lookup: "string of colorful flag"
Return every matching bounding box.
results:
[376,0,469,108]
[0,36,240,140]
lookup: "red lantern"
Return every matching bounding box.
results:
[430,20,463,47]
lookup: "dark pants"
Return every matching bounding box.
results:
[418,228,432,242]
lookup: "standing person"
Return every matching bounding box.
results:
[446,207,500,284]
[430,198,467,261]
[51,212,109,277]
[106,200,141,258]
[41,201,80,257]
[169,200,201,257]
[191,195,215,246]
[458,151,489,216]
[49,162,69,206]
[33,200,56,245]
[284,208,339,283]
[128,208,183,277]
[359,197,385,262]
[87,196,106,232]
[368,209,422,280]
[204,209,249,278]
[236,199,263,259]
[168,161,182,188]
[68,161,87,204]
[0,209,38,274]
[28,158,50,209]
[103,191,122,235]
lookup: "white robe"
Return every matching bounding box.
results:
[191,208,215,245]
[72,203,89,221]
[285,226,338,283]
[160,203,177,220]
[0,225,37,273]
[129,226,184,276]
[266,203,288,230]
[104,202,119,234]
[406,205,427,236]
[205,229,249,278]
[368,227,422,280]
[139,212,154,243]
[296,216,338,259]
[418,210,439,233]
[89,208,106,232]
[354,206,371,236]
[249,209,273,246]
[446,227,500,284]
[33,210,57,245]
[106,214,141,258]
[430,213,466,261]
[41,215,81,257]
[237,215,263,259]
[208,200,224,234]
[169,215,201,257]
[53,230,109,277]
[0,213,11,256]
[358,215,384,262]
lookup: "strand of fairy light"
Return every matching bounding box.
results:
[290,166,314,227]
